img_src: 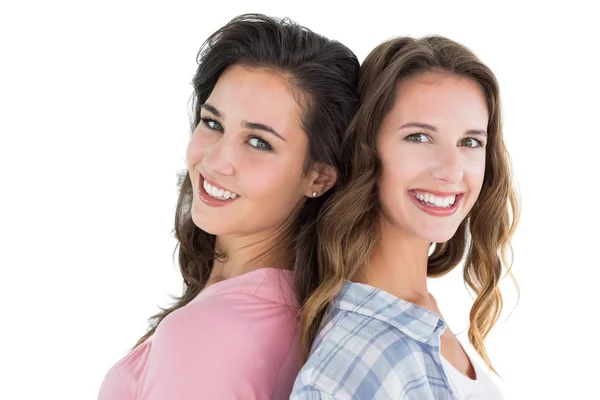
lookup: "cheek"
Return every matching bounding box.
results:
[247,161,304,200]
[379,150,422,195]
[464,155,486,198]
[240,162,307,228]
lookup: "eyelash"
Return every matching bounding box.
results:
[404,133,430,143]
[200,117,223,132]
[248,135,273,152]
[199,117,273,152]
[460,137,485,148]
[404,133,485,148]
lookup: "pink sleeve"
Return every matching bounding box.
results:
[137,294,298,400]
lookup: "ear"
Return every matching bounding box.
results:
[306,162,337,198]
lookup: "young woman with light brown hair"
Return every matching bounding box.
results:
[292,35,519,399]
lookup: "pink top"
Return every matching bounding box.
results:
[98,268,300,400]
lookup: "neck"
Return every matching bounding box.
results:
[353,215,433,308]
[209,229,288,283]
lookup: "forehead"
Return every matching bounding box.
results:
[387,72,489,130]
[205,65,304,137]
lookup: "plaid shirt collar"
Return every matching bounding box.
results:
[332,280,447,343]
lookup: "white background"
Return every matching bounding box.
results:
[1,1,598,399]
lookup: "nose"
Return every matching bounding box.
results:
[201,135,236,176]
[431,147,463,184]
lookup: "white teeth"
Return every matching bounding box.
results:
[414,191,458,208]
[202,179,238,200]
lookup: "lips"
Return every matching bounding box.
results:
[409,190,463,217]
[412,190,457,208]
[203,179,239,200]
[197,174,238,208]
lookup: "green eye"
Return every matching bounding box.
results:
[248,136,273,151]
[200,118,223,131]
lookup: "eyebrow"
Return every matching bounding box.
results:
[200,103,287,142]
[243,122,286,142]
[201,103,222,118]
[399,122,487,136]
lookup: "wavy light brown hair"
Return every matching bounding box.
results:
[300,36,520,372]
[135,14,359,346]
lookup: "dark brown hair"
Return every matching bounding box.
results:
[301,36,519,373]
[136,14,359,346]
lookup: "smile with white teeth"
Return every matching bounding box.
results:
[413,191,457,208]
[203,180,239,200]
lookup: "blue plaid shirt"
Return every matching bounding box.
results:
[291,281,457,400]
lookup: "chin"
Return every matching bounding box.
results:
[417,226,460,244]
[190,213,221,235]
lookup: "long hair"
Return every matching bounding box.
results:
[300,36,519,373]
[136,13,359,346]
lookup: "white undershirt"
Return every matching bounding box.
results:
[441,356,504,400]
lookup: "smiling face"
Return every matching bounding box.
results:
[376,71,489,243]
[186,64,317,238]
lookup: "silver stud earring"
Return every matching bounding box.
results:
[312,192,318,197]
